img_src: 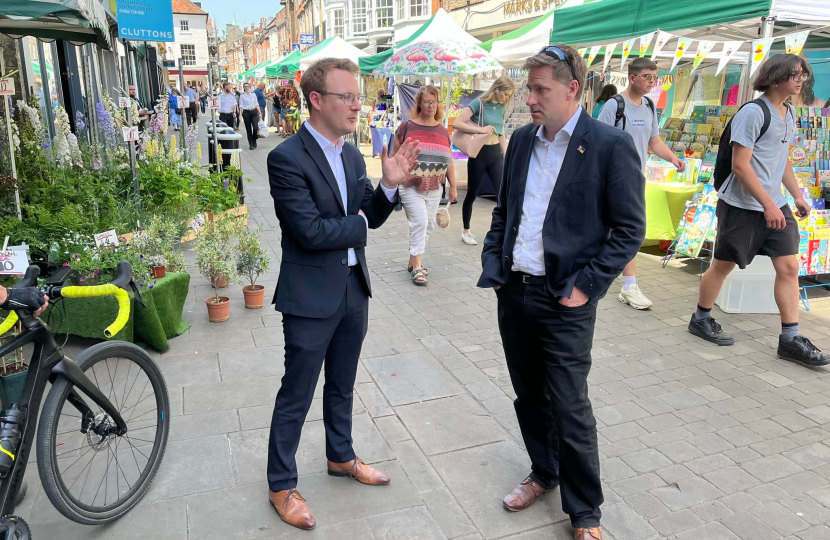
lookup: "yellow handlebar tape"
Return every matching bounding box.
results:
[0,311,19,337]
[61,285,131,338]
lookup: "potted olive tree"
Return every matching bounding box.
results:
[235,226,270,309]
[195,216,238,322]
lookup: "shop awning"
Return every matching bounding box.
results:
[0,0,112,49]
[267,38,337,78]
[240,60,269,81]
[265,48,304,78]
[359,8,479,75]
[299,36,368,71]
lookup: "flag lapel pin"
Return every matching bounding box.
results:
[577,145,586,154]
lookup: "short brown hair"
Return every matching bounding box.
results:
[629,57,658,77]
[414,85,443,122]
[301,57,359,111]
[522,44,587,100]
[753,54,813,92]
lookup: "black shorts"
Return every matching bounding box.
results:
[714,199,799,269]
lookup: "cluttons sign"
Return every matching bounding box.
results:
[116,0,175,42]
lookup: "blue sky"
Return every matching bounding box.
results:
[197,1,282,34]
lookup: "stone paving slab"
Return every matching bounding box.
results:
[25,130,830,539]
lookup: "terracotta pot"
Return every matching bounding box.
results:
[210,275,228,288]
[242,284,265,309]
[152,266,166,279]
[205,296,230,322]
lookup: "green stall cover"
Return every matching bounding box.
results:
[264,49,304,78]
[271,38,335,77]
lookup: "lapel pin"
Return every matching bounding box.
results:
[577,145,586,154]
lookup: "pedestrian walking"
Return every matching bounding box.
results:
[218,82,238,129]
[169,88,182,131]
[597,58,686,310]
[453,76,515,246]
[591,84,616,119]
[688,54,830,367]
[239,83,261,150]
[478,45,646,540]
[265,57,420,531]
[392,85,458,286]
[254,82,268,129]
[184,83,199,125]
[198,83,208,113]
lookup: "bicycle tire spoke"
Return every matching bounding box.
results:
[120,360,133,417]
[123,437,150,461]
[126,408,158,424]
[120,362,145,416]
[105,358,119,411]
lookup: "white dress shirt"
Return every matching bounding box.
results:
[239,92,258,111]
[512,106,583,276]
[305,121,397,266]
[218,92,237,113]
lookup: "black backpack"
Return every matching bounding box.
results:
[712,98,776,191]
[613,94,655,130]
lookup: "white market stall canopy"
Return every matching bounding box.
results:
[299,36,369,71]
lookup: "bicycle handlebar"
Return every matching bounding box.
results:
[0,261,135,338]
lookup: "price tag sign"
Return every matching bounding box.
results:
[0,78,15,96]
[191,214,205,233]
[177,96,190,108]
[94,229,119,247]
[122,126,139,142]
[0,250,29,275]
[208,96,220,110]
[118,96,130,108]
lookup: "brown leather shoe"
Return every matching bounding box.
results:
[503,476,557,512]
[269,488,316,530]
[574,527,603,540]
[327,457,391,485]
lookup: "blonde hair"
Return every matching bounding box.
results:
[479,75,515,103]
[414,85,443,122]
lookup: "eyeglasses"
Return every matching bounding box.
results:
[317,91,367,106]
[637,74,658,82]
[538,46,578,83]
[790,72,809,81]
[421,100,438,106]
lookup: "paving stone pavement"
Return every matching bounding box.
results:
[22,128,830,539]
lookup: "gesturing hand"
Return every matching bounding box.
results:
[381,138,421,189]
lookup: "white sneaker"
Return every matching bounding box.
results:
[461,232,478,245]
[618,284,653,310]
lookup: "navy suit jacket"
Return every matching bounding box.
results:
[268,123,397,318]
[477,110,646,303]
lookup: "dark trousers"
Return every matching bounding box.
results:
[185,103,198,125]
[267,270,369,492]
[497,274,602,528]
[463,143,503,229]
[242,109,259,148]
[219,112,235,127]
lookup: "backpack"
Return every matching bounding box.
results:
[712,98,791,191]
[612,94,655,130]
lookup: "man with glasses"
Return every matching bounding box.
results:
[265,58,421,530]
[598,57,686,310]
[689,54,829,366]
[478,45,645,540]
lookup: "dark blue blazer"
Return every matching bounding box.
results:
[268,123,397,318]
[477,110,646,303]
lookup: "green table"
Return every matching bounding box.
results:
[645,182,706,241]
[43,272,191,352]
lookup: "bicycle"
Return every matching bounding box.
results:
[0,261,170,538]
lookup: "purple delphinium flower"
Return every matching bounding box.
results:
[96,103,118,147]
[75,111,85,131]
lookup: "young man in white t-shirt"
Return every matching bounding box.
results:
[598,58,686,310]
[689,54,829,367]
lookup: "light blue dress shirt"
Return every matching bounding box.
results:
[305,121,397,266]
[512,106,582,276]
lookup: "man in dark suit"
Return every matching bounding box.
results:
[266,58,420,530]
[477,45,645,540]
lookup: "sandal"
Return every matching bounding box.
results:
[411,268,428,286]
[407,266,428,276]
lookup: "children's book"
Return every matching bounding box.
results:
[794,166,817,187]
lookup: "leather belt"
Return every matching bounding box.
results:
[509,271,545,285]
[348,266,356,275]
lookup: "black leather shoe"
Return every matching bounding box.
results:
[778,335,830,367]
[688,315,734,346]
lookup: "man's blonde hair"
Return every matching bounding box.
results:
[301,57,360,113]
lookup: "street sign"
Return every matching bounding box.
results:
[292,44,300,51]
[116,0,175,42]
[300,34,314,45]
[0,78,15,96]
[162,59,176,68]
[208,97,220,110]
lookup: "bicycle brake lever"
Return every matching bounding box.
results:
[130,281,147,308]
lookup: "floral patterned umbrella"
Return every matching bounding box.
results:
[375,41,502,76]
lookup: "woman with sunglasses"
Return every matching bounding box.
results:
[453,76,515,246]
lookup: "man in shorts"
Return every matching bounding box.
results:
[688,54,829,367]
[598,58,686,310]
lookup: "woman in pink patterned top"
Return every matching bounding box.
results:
[393,85,458,286]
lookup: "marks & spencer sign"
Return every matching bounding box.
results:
[116,0,175,41]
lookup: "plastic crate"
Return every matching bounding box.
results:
[715,257,779,314]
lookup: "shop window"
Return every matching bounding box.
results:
[352,0,366,34]
[180,20,189,32]
[181,44,196,66]
[376,0,392,29]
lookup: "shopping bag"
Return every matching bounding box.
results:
[258,120,269,138]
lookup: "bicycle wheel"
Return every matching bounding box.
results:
[36,341,170,525]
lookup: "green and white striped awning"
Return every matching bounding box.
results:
[0,0,113,49]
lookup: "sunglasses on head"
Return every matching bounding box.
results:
[538,46,578,83]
